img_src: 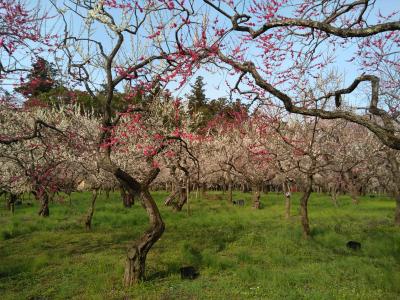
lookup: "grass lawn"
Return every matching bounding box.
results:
[0,191,399,299]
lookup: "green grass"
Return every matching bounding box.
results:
[0,191,399,299]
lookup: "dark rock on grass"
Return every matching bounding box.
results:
[180,266,199,280]
[346,241,361,250]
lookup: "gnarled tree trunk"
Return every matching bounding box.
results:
[7,193,16,214]
[173,186,187,212]
[227,167,233,203]
[185,177,190,215]
[165,166,188,212]
[109,167,164,286]
[164,188,179,206]
[38,193,49,217]
[85,190,98,230]
[164,188,178,206]
[228,181,233,203]
[386,150,400,226]
[252,185,261,209]
[164,182,187,211]
[121,186,134,207]
[300,177,313,238]
[124,189,165,286]
[283,181,291,219]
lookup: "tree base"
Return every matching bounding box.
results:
[124,246,145,286]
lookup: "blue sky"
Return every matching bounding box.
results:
[169,0,400,104]
[2,0,400,106]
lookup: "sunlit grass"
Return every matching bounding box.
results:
[0,191,399,299]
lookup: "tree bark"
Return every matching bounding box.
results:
[164,189,179,206]
[165,180,187,211]
[7,193,16,214]
[386,150,400,226]
[252,185,261,209]
[121,186,134,207]
[106,166,164,286]
[38,193,49,217]
[228,181,233,203]
[186,177,190,215]
[85,190,98,230]
[173,186,187,211]
[227,166,233,203]
[300,177,313,238]
[124,189,165,286]
[283,181,291,219]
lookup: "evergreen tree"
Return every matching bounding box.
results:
[187,76,207,114]
[186,76,250,131]
[16,57,57,98]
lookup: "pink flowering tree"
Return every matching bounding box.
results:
[205,109,278,208]
[0,0,54,91]
[3,0,400,286]
[0,102,91,216]
[0,0,203,284]
[5,0,207,285]
[173,0,400,149]
[373,147,400,225]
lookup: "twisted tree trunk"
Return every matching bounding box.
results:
[227,167,233,203]
[164,183,187,211]
[300,177,313,238]
[124,189,165,285]
[283,181,291,219]
[174,186,187,212]
[252,185,261,209]
[121,186,134,207]
[8,193,16,214]
[38,193,49,217]
[85,190,98,230]
[164,189,178,206]
[186,177,190,215]
[165,168,188,212]
[386,151,400,226]
[107,167,164,286]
